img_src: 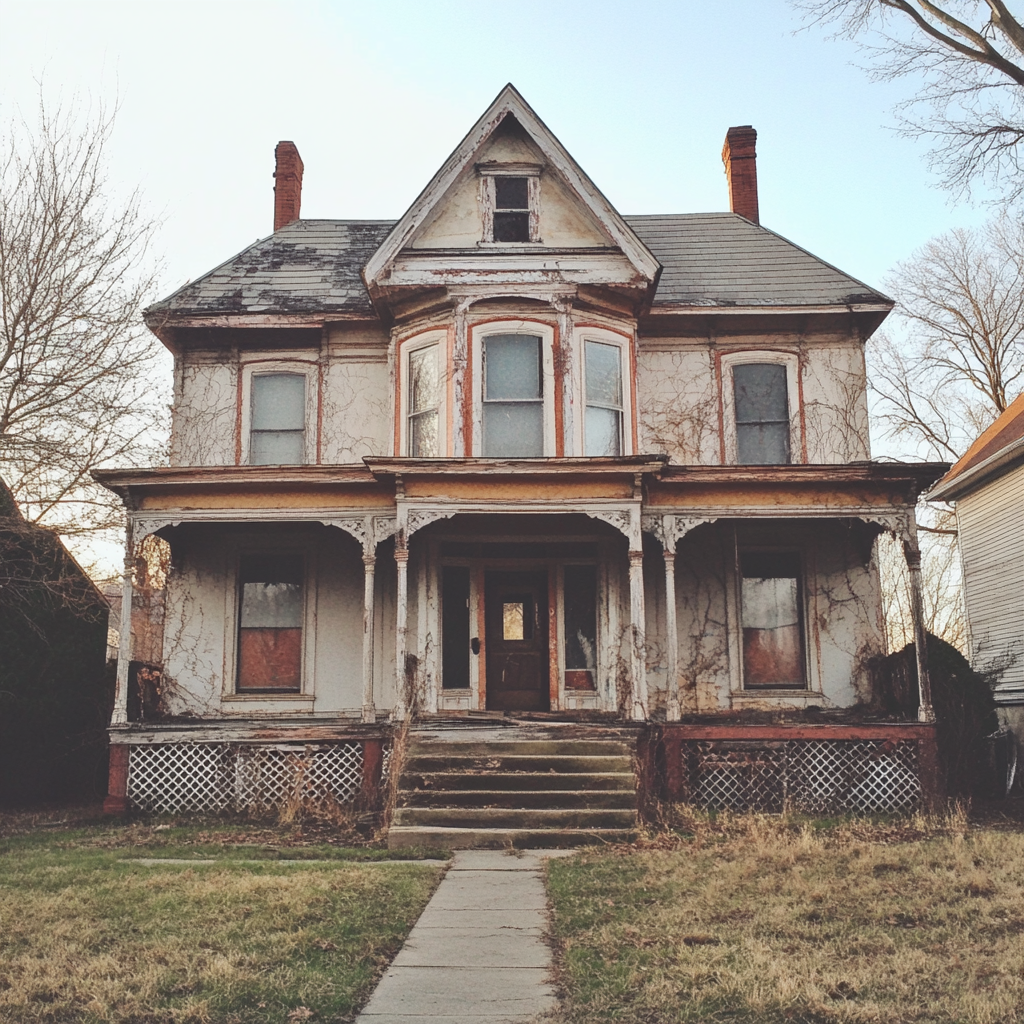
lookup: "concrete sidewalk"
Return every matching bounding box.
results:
[355,849,574,1023]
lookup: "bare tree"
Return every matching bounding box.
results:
[870,212,1024,461]
[0,98,167,565]
[796,1,1024,204]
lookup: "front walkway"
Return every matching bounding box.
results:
[356,849,574,1022]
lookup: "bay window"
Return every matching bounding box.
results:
[584,340,624,456]
[482,333,544,457]
[408,343,440,457]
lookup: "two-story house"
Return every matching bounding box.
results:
[98,87,947,840]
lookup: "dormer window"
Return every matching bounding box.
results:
[493,177,530,242]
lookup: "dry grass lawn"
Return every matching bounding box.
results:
[0,823,443,1023]
[546,810,1024,1023]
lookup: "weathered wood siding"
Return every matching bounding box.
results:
[957,464,1024,692]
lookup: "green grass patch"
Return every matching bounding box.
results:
[546,813,1024,1023]
[0,834,444,1022]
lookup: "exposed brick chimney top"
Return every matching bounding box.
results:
[722,126,759,225]
[273,141,304,232]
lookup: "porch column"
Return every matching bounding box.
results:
[903,531,935,723]
[628,548,648,721]
[111,539,134,726]
[393,536,410,720]
[663,544,680,721]
[361,552,376,723]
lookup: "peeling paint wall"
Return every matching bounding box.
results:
[171,355,238,466]
[637,333,871,465]
[322,327,391,462]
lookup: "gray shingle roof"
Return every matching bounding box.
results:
[149,212,888,318]
[625,213,889,307]
[147,219,394,317]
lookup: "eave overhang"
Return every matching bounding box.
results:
[639,302,894,339]
[929,435,1024,502]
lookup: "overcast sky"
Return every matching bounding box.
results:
[1,0,997,301]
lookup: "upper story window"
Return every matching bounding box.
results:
[493,177,531,242]
[480,167,540,244]
[584,340,623,456]
[250,372,306,465]
[408,344,440,457]
[483,334,544,456]
[721,354,801,466]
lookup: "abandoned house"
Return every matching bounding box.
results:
[97,86,948,844]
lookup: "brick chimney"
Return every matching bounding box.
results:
[273,141,304,231]
[722,126,759,224]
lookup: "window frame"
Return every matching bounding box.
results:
[477,165,542,246]
[240,359,317,467]
[222,542,317,703]
[397,329,448,458]
[470,320,556,458]
[720,351,801,466]
[575,327,634,457]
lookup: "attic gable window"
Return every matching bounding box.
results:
[480,166,540,244]
[493,177,530,242]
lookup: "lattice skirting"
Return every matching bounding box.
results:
[678,739,921,814]
[127,742,369,814]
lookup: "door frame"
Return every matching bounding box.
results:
[429,533,614,713]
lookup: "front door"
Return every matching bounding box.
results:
[485,571,549,711]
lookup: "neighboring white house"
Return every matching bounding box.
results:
[930,392,1024,752]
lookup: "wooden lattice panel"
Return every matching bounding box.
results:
[684,739,921,814]
[128,742,364,814]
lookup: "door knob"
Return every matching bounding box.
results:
[471,637,480,655]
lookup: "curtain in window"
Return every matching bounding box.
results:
[237,553,303,691]
[740,551,804,688]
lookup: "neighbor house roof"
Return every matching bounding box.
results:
[930,391,1024,502]
[145,213,890,320]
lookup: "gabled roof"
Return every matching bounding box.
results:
[147,213,890,322]
[930,391,1024,501]
[626,214,890,308]
[361,84,660,291]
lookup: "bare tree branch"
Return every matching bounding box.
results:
[795,0,1024,204]
[0,95,169,558]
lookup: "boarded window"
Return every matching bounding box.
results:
[493,176,530,242]
[584,341,623,456]
[237,553,303,691]
[251,373,306,465]
[482,334,543,457]
[740,551,804,688]
[441,567,471,689]
[408,344,440,457]
[733,363,790,464]
[563,565,597,690]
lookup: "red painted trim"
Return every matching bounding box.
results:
[361,738,385,807]
[103,744,130,815]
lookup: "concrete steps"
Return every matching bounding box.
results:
[388,729,639,850]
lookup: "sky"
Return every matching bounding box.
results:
[1,0,998,300]
[0,0,1000,575]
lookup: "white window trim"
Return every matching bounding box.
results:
[470,320,557,458]
[240,358,318,467]
[724,531,822,701]
[720,351,802,465]
[398,329,448,458]
[477,165,542,245]
[222,543,317,704]
[574,327,634,457]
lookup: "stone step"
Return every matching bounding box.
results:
[393,806,637,829]
[402,771,636,793]
[404,754,633,774]
[406,739,633,757]
[398,788,637,809]
[387,825,636,850]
